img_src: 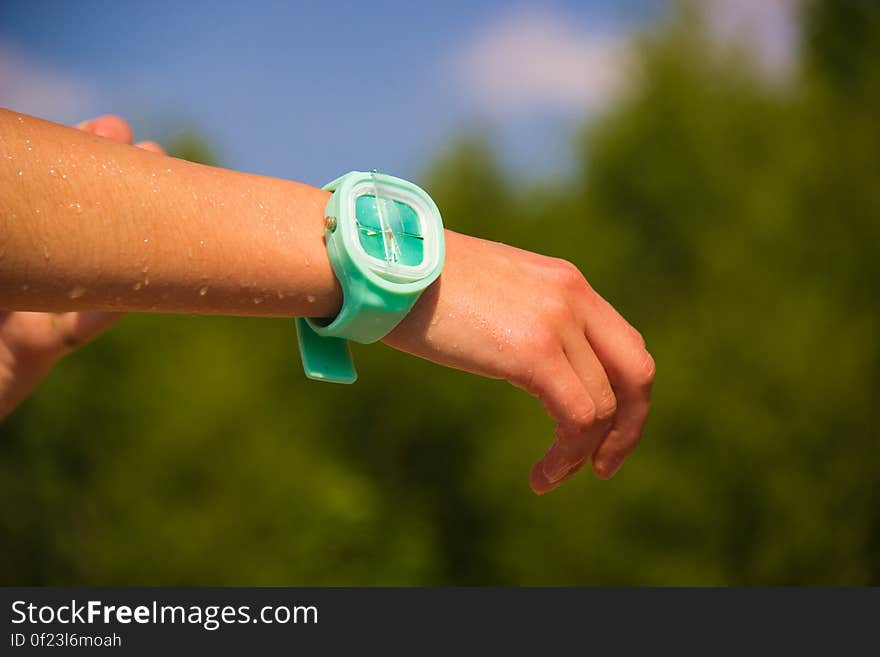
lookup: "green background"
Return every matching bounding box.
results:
[2,1,878,585]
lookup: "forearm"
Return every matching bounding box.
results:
[0,109,341,318]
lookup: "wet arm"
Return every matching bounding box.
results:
[0,109,342,318]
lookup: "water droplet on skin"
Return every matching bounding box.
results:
[17,170,23,176]
[165,168,172,174]
[199,286,208,296]
[143,277,150,287]
[68,285,86,299]
[61,173,67,180]
[258,202,264,210]
[253,297,264,304]
[199,240,205,247]
[144,238,150,245]
[42,246,50,261]
[276,291,284,299]
[20,284,29,291]
[306,294,316,303]
[133,282,143,291]
[303,258,310,267]
[26,145,32,152]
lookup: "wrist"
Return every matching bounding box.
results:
[381,229,459,346]
[194,178,342,318]
[273,184,343,319]
[296,171,445,383]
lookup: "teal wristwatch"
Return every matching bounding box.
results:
[295,171,445,383]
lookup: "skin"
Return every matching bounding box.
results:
[1,109,655,494]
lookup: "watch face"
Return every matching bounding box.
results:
[355,194,424,267]
[347,172,441,283]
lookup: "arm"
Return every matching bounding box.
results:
[1,109,654,493]
[1,109,341,318]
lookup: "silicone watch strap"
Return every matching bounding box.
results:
[295,175,360,383]
[295,319,357,384]
[295,174,423,384]
[295,272,421,383]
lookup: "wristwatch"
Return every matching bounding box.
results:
[295,170,445,383]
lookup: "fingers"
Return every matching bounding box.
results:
[591,387,652,479]
[578,291,656,478]
[562,325,617,436]
[514,356,597,494]
[530,453,588,494]
[76,114,133,143]
[75,116,165,155]
[134,140,165,154]
[537,328,617,487]
[53,312,125,355]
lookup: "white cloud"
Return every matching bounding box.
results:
[450,2,803,119]
[452,9,632,117]
[704,0,802,79]
[0,43,99,123]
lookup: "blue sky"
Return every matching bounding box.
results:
[0,1,794,186]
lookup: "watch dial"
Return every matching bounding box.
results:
[355,193,424,268]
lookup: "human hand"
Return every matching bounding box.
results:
[0,115,164,421]
[383,231,655,494]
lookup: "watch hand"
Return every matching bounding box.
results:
[372,171,402,264]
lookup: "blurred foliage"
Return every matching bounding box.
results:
[1,0,878,585]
